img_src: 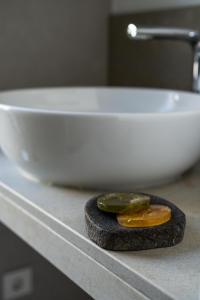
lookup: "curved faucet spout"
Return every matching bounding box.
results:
[127,24,200,93]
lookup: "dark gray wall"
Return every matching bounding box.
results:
[109,5,200,91]
[0,0,109,90]
[111,0,200,14]
[0,223,92,299]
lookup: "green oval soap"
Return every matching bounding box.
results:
[97,193,150,214]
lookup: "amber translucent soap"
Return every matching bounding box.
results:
[117,205,171,228]
[85,193,186,251]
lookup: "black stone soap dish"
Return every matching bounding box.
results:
[85,194,186,251]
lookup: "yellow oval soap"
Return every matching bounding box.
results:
[117,205,171,228]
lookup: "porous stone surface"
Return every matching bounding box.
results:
[85,193,186,251]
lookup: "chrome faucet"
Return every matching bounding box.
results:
[127,24,200,93]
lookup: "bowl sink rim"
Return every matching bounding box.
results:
[0,86,200,118]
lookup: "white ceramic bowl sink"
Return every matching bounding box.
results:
[1,87,200,191]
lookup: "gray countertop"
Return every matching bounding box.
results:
[0,154,199,300]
